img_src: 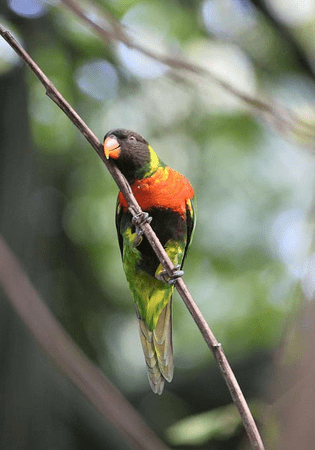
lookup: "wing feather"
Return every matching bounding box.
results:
[137,300,173,394]
[115,199,124,257]
[181,196,196,269]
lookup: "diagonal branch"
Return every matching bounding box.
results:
[0,23,265,450]
[60,0,315,150]
[0,235,170,450]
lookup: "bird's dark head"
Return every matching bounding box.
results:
[103,129,162,183]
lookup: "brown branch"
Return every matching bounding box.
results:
[60,0,315,150]
[0,23,265,450]
[0,234,170,450]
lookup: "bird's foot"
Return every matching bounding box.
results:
[131,211,152,247]
[132,211,152,227]
[156,265,184,285]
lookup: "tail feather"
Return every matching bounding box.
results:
[138,300,173,394]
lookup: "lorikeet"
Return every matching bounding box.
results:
[104,129,195,394]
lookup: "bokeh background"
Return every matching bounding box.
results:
[1,0,315,449]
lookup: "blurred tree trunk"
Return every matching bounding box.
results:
[0,59,68,450]
[0,18,131,449]
[267,298,315,450]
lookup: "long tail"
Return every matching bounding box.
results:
[138,300,174,395]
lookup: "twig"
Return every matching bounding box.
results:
[0,235,170,450]
[0,23,265,450]
[60,0,315,150]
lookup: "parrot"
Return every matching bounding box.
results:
[103,129,195,394]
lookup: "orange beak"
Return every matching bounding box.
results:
[104,136,121,160]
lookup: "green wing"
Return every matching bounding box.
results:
[181,196,196,269]
[115,199,124,257]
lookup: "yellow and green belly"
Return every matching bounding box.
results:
[122,226,186,330]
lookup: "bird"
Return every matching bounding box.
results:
[103,129,195,394]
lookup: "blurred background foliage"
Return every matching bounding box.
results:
[1,0,315,449]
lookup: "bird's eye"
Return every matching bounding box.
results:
[129,135,136,142]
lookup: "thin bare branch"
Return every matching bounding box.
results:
[0,23,265,450]
[0,235,170,450]
[60,0,315,150]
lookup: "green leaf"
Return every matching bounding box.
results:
[166,403,241,446]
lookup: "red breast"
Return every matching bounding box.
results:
[118,167,194,219]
